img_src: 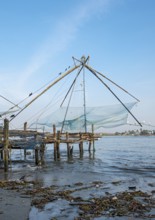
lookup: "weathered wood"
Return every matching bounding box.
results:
[35,147,39,165]
[24,122,27,160]
[92,124,95,152]
[88,140,92,151]
[24,148,27,160]
[57,130,60,159]
[40,143,45,164]
[0,122,100,162]
[79,133,83,154]
[24,122,27,131]
[66,132,70,157]
[1,149,3,159]
[3,119,9,172]
[53,124,57,160]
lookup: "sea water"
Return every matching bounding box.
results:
[0,136,155,189]
[0,136,155,219]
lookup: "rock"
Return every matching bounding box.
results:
[148,183,155,187]
[112,196,118,201]
[128,186,136,190]
[112,180,121,185]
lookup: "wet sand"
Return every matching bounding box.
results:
[0,177,155,220]
[0,188,31,220]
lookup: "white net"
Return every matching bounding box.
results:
[37,102,137,131]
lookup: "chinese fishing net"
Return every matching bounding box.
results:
[37,102,137,132]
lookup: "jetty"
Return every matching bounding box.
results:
[0,120,102,171]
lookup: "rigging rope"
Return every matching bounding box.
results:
[61,56,89,132]
[85,65,142,127]
[23,71,76,128]
[10,64,80,122]
[85,64,140,102]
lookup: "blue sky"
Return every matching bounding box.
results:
[0,0,155,130]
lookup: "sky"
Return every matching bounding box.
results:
[0,0,155,131]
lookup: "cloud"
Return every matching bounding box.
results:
[16,0,112,90]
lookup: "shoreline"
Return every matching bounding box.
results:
[0,178,155,219]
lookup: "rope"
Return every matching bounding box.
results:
[10,65,80,122]
[61,56,89,132]
[85,64,140,102]
[22,72,75,128]
[85,65,142,127]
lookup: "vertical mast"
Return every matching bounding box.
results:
[81,56,87,132]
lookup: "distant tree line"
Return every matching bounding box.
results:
[114,129,155,136]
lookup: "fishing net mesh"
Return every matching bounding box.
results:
[37,102,137,132]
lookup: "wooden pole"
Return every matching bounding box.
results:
[35,147,39,165]
[10,65,80,122]
[92,124,95,152]
[0,127,3,159]
[57,130,60,159]
[40,143,45,165]
[3,119,9,172]
[66,132,70,157]
[24,122,27,131]
[24,122,27,160]
[79,133,83,155]
[0,150,3,159]
[53,124,57,160]
[88,138,92,152]
[85,65,142,127]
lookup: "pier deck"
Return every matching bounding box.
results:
[0,124,102,170]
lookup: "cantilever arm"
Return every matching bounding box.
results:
[10,64,80,122]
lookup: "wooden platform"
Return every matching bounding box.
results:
[0,121,102,171]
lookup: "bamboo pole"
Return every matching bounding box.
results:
[24,122,27,160]
[85,65,142,127]
[56,130,60,159]
[10,65,80,122]
[66,132,70,157]
[24,122,27,131]
[79,133,83,154]
[35,147,39,165]
[0,150,3,160]
[40,142,45,165]
[3,119,9,172]
[92,124,95,152]
[53,124,57,160]
[85,64,140,102]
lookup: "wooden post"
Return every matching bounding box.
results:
[66,132,70,157]
[40,143,45,164]
[79,133,83,155]
[53,124,57,160]
[35,147,39,165]
[57,130,60,159]
[0,126,3,159]
[88,139,92,151]
[92,124,95,152]
[24,122,27,131]
[24,122,27,160]
[0,150,3,160]
[3,119,9,172]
